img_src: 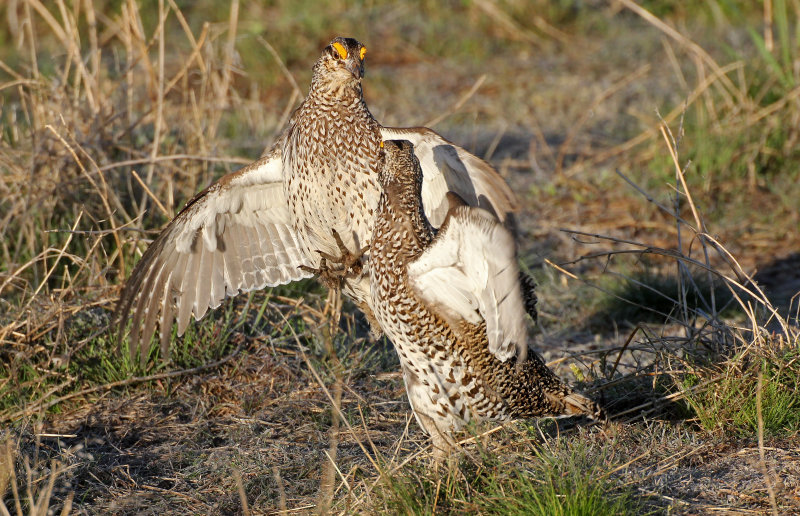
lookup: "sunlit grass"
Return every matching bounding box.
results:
[682,342,800,436]
[377,435,640,515]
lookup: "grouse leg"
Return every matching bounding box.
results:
[299,229,369,290]
[299,229,383,336]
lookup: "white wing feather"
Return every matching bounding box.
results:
[408,206,528,362]
[117,147,312,359]
[380,127,518,228]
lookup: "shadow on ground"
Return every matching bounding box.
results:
[754,252,800,322]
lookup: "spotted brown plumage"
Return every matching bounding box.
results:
[370,140,605,456]
[115,37,521,362]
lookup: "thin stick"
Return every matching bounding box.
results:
[557,64,651,175]
[163,22,209,96]
[22,0,39,87]
[317,310,343,515]
[660,124,702,230]
[45,125,125,272]
[205,0,239,144]
[166,0,207,69]
[27,0,97,111]
[82,0,100,87]
[257,36,303,97]
[233,469,251,516]
[99,154,252,171]
[610,325,640,379]
[143,0,167,190]
[757,370,780,515]
[614,168,693,228]
[221,0,240,102]
[272,465,288,513]
[615,0,740,102]
[600,449,652,480]
[614,377,719,421]
[558,229,773,306]
[131,169,170,217]
[764,0,774,52]
[323,449,352,492]
[544,258,577,280]
[474,0,569,45]
[585,61,743,168]
[426,74,487,127]
[24,212,81,308]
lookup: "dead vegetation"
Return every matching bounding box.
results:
[2,1,800,514]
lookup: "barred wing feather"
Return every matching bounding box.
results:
[115,149,312,363]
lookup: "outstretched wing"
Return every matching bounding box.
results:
[115,146,312,362]
[407,201,528,363]
[380,126,519,229]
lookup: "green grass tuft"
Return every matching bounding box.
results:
[377,436,640,515]
[478,440,637,516]
[682,343,800,436]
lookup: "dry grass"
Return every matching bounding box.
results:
[2,1,800,514]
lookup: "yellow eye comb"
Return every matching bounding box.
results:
[332,42,348,59]
[360,46,367,60]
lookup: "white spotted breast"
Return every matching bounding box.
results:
[284,93,381,274]
[369,197,512,432]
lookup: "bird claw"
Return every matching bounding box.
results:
[299,257,343,290]
[298,229,368,290]
[323,228,368,276]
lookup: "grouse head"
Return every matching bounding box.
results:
[311,37,367,92]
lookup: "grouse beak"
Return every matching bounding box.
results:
[346,58,363,80]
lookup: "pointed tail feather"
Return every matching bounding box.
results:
[518,271,538,323]
[547,391,606,421]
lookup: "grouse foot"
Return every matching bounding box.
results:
[299,229,368,290]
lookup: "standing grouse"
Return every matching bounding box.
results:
[369,140,604,456]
